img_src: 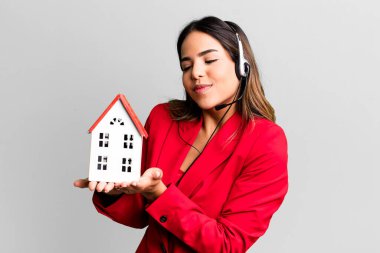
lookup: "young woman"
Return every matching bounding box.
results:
[74,16,288,253]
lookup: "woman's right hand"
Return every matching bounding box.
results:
[73,168,165,198]
[73,178,123,196]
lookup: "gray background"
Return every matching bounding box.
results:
[1,0,379,252]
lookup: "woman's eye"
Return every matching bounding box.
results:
[205,59,218,64]
[182,66,191,72]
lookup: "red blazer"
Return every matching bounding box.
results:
[93,103,288,253]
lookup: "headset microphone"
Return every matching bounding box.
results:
[215,32,250,111]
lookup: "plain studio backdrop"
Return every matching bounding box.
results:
[0,0,379,252]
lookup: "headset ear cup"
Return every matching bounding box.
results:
[235,33,250,78]
[244,62,250,76]
[236,56,250,78]
[234,55,250,79]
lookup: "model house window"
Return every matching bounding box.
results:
[110,118,124,126]
[123,134,134,149]
[122,158,132,172]
[124,134,128,148]
[99,133,109,147]
[97,156,108,170]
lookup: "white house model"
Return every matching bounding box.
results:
[88,94,148,183]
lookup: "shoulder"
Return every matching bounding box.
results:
[233,117,288,184]
[149,103,170,117]
[243,117,288,162]
[146,103,171,122]
[144,103,173,131]
[251,117,286,141]
[244,117,286,141]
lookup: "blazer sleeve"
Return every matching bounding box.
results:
[91,106,155,229]
[145,124,288,252]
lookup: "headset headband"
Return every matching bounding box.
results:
[225,22,250,78]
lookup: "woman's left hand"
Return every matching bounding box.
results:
[115,167,167,202]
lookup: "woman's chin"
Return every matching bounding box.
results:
[194,101,218,111]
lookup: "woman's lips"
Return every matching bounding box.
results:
[193,84,213,94]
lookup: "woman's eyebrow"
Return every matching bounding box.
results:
[180,49,218,62]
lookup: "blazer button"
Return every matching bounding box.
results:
[160,215,167,223]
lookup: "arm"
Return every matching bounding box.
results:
[92,191,148,228]
[92,167,167,228]
[145,125,288,252]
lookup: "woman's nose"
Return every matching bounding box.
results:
[191,62,205,80]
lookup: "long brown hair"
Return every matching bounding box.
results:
[169,16,276,123]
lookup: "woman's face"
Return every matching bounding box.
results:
[180,31,240,111]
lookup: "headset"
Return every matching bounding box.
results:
[176,23,251,186]
[214,26,251,111]
[236,32,250,79]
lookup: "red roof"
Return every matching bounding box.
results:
[88,94,148,138]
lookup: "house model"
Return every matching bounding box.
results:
[88,94,148,183]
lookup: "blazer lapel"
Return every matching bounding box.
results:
[176,112,243,197]
[155,117,202,185]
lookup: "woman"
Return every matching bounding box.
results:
[74,16,288,252]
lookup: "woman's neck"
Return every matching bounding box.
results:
[201,105,237,136]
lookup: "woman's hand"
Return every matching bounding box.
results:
[73,168,167,201]
[115,167,167,202]
[73,178,123,196]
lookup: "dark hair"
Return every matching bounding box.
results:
[169,16,276,123]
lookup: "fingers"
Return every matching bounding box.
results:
[115,182,129,188]
[88,181,98,191]
[96,182,107,192]
[75,167,164,195]
[73,178,89,188]
[152,168,163,180]
[87,181,129,193]
[104,182,115,193]
[141,167,163,181]
[76,179,131,195]
[128,168,163,191]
